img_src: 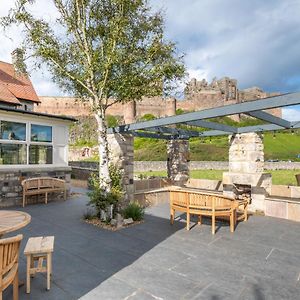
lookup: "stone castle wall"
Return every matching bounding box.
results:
[35,77,282,120]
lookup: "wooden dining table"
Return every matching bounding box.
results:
[0,210,31,238]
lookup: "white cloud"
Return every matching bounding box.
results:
[0,1,61,96]
[152,0,300,93]
[1,0,300,96]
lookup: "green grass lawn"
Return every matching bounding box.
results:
[135,169,300,186]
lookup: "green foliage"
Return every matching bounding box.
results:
[139,114,156,121]
[109,163,123,191]
[123,202,144,221]
[106,115,121,128]
[175,108,185,115]
[88,173,121,213]
[87,163,123,214]
[69,117,97,146]
[135,169,300,186]
[134,138,167,160]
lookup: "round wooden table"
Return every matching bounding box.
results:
[0,210,31,237]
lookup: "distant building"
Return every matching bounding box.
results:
[36,77,281,123]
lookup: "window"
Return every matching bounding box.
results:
[0,121,26,141]
[0,144,26,164]
[0,119,55,166]
[31,124,52,142]
[29,145,53,164]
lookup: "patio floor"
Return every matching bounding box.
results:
[3,186,300,300]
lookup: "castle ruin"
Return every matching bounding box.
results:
[35,77,281,122]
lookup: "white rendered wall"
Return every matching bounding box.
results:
[0,110,71,169]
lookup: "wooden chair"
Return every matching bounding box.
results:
[0,234,23,300]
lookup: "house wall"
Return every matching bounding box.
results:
[0,110,72,207]
[0,110,70,169]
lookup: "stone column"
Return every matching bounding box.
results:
[165,97,189,185]
[167,139,190,186]
[124,101,136,124]
[228,132,264,173]
[108,133,134,208]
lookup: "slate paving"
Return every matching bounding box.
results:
[2,186,300,300]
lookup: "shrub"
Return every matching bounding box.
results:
[123,202,144,221]
[87,164,123,218]
[87,173,121,213]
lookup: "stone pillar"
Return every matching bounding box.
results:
[228,132,264,173]
[165,97,189,185]
[165,97,176,116]
[167,139,190,186]
[124,101,136,124]
[108,133,134,208]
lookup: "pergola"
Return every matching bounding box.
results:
[108,92,300,139]
[107,92,300,210]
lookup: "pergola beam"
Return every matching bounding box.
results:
[131,131,174,140]
[185,120,238,133]
[108,92,300,133]
[247,111,291,128]
[143,126,202,137]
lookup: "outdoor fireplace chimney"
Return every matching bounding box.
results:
[223,132,272,212]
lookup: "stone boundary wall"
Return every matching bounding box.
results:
[69,161,300,172]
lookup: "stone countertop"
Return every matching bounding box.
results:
[0,166,72,174]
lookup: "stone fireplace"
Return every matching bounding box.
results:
[223,132,271,212]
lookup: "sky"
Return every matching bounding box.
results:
[0,0,300,120]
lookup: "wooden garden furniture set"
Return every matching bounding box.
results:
[169,189,246,234]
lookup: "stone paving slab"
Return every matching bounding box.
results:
[2,187,300,300]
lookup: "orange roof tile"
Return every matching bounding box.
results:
[0,61,40,104]
[0,83,21,104]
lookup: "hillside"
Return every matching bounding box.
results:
[70,115,300,162]
[134,132,300,161]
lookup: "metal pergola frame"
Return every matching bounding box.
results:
[108,92,300,139]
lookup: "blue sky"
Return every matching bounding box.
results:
[0,0,300,120]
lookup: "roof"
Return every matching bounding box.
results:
[0,61,40,105]
[0,106,76,122]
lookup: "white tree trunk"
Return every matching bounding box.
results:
[94,111,111,191]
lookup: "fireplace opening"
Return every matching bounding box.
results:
[233,183,251,202]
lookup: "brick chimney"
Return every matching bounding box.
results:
[11,48,27,75]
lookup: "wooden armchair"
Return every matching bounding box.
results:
[0,234,23,300]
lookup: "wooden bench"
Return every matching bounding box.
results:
[21,177,67,207]
[170,189,237,235]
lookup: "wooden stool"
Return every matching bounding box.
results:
[24,236,54,293]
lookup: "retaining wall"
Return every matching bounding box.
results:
[69,160,300,173]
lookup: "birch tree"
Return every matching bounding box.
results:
[2,0,185,191]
